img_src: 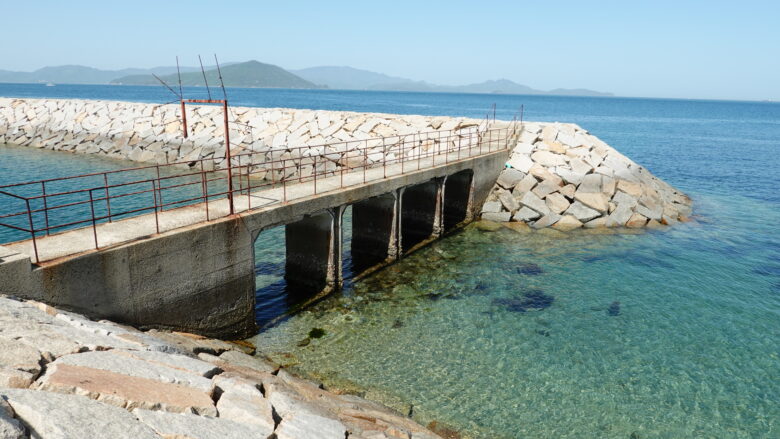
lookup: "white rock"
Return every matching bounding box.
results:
[275,411,347,439]
[531,150,566,167]
[506,153,534,173]
[496,168,525,189]
[553,215,583,231]
[605,204,634,227]
[134,409,268,439]
[481,201,502,213]
[545,192,570,214]
[498,190,520,212]
[612,191,638,208]
[532,213,561,228]
[481,212,511,222]
[211,375,275,435]
[578,174,603,193]
[0,399,24,439]
[513,173,537,194]
[50,350,214,391]
[513,207,541,222]
[519,192,550,215]
[564,201,602,223]
[2,389,159,439]
[574,191,609,213]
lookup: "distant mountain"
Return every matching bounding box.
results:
[0,65,208,85]
[0,61,612,96]
[112,61,318,89]
[291,66,415,90]
[293,66,612,97]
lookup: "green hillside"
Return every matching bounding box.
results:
[111,60,319,89]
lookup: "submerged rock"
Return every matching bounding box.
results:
[607,301,621,316]
[308,328,326,339]
[493,289,555,313]
[517,263,544,275]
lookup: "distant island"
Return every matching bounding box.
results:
[0,61,613,97]
[111,61,318,89]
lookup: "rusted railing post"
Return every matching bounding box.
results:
[151,180,160,234]
[155,165,163,212]
[200,160,210,221]
[102,173,112,223]
[88,189,98,250]
[25,198,39,263]
[41,181,50,235]
[223,100,234,215]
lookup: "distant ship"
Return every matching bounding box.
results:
[45,82,55,87]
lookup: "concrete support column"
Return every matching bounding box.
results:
[285,209,341,295]
[350,193,399,274]
[442,169,474,232]
[399,179,443,254]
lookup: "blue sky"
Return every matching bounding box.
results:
[2,1,778,100]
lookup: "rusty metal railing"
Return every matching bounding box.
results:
[0,120,520,263]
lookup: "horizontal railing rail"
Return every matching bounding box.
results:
[0,119,520,263]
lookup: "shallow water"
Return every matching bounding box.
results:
[2,85,779,438]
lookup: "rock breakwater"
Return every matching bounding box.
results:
[481,122,692,229]
[0,294,442,438]
[0,98,483,179]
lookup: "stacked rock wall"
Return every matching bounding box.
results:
[481,122,692,229]
[0,98,484,179]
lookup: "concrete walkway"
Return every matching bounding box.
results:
[5,137,510,263]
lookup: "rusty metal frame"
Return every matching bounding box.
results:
[0,114,520,264]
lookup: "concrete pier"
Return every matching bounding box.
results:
[0,130,513,338]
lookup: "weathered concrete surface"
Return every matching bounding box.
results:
[0,294,445,439]
[2,143,509,338]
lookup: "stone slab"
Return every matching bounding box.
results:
[2,389,160,439]
[134,408,268,439]
[36,363,217,415]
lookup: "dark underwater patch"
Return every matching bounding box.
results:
[308,327,326,338]
[753,264,780,278]
[607,301,621,316]
[516,263,544,276]
[493,289,554,313]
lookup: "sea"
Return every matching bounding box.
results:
[0,83,778,438]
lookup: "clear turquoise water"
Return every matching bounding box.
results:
[1,84,779,438]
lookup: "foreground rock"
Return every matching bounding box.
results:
[483,122,692,229]
[0,294,442,438]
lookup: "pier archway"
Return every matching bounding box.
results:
[442,169,473,232]
[400,179,441,254]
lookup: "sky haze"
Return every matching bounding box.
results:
[2,0,778,101]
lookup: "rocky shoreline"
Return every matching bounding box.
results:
[0,294,443,439]
[481,122,692,229]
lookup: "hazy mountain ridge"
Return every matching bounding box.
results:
[111,61,317,89]
[0,64,213,85]
[0,62,612,96]
[297,67,612,96]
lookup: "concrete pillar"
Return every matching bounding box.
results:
[350,193,399,274]
[399,179,442,254]
[284,210,340,295]
[442,169,474,232]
